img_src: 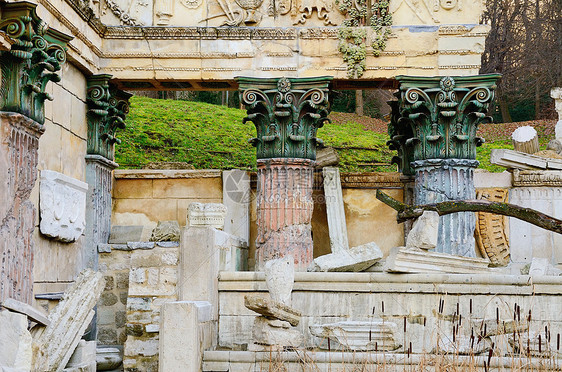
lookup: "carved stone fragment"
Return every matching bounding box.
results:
[264,256,294,306]
[33,269,105,372]
[244,294,301,326]
[309,242,383,272]
[187,202,227,229]
[309,321,399,351]
[150,220,181,242]
[39,170,88,243]
[384,247,490,274]
[252,316,303,348]
[474,188,510,266]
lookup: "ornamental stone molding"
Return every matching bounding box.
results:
[39,170,89,243]
[388,74,500,176]
[0,1,72,124]
[238,76,332,161]
[86,74,132,161]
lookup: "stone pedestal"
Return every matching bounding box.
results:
[0,112,44,304]
[255,158,315,271]
[85,155,118,271]
[551,88,562,141]
[413,159,478,257]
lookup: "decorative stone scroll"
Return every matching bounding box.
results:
[86,74,132,161]
[474,188,510,266]
[0,2,72,124]
[39,170,88,243]
[238,76,332,161]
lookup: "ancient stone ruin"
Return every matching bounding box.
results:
[0,0,561,371]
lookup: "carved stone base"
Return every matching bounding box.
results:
[413,159,478,257]
[255,158,314,271]
[0,112,44,304]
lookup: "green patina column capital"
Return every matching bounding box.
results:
[237,76,333,160]
[86,74,132,161]
[387,74,501,175]
[0,1,73,124]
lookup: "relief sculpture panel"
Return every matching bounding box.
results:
[39,170,89,243]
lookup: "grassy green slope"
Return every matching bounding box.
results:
[116,96,556,172]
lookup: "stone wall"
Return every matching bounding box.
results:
[31,63,91,298]
[112,169,223,236]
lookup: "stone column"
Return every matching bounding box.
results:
[551,88,562,141]
[322,167,349,253]
[0,3,71,304]
[388,75,500,257]
[413,159,478,257]
[237,76,332,270]
[85,75,131,271]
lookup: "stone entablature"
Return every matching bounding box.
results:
[513,169,562,187]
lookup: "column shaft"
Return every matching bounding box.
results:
[255,158,314,270]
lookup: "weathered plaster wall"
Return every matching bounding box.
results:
[30,62,90,298]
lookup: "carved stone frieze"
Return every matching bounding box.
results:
[474,188,510,266]
[512,169,562,187]
[0,2,72,124]
[238,76,331,160]
[39,170,88,243]
[86,74,132,161]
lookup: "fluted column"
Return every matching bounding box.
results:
[388,74,500,257]
[238,76,332,270]
[0,2,71,303]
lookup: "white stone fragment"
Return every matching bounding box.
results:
[33,269,105,372]
[406,211,439,250]
[309,242,383,272]
[529,258,562,276]
[264,256,294,306]
[323,167,349,253]
[39,170,88,242]
[159,301,213,372]
[490,149,548,170]
[1,297,50,326]
[0,310,32,372]
[252,316,303,348]
[512,126,537,142]
[309,320,399,351]
[384,247,490,274]
[64,340,96,372]
[551,88,562,141]
[187,202,227,230]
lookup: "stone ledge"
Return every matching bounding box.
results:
[217,271,562,295]
[114,169,221,179]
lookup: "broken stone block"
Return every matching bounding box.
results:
[253,316,303,348]
[529,258,562,276]
[264,256,294,306]
[64,340,96,372]
[384,247,490,274]
[0,310,32,372]
[315,147,339,168]
[1,298,50,326]
[490,148,562,170]
[244,294,301,326]
[547,139,562,155]
[406,211,439,250]
[96,348,122,371]
[39,170,88,243]
[33,269,105,372]
[470,319,528,337]
[309,320,399,351]
[187,202,227,230]
[108,226,145,244]
[323,167,349,253]
[149,220,180,242]
[309,242,383,272]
